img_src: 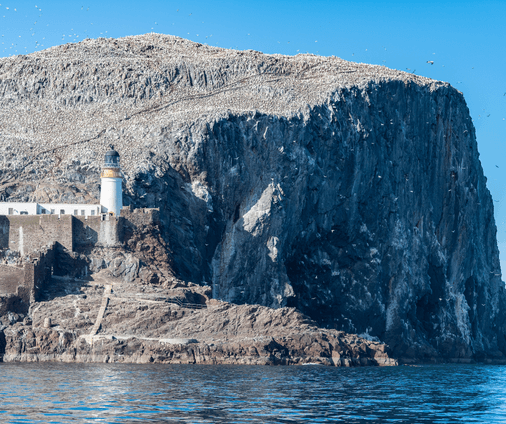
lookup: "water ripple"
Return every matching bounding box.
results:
[1,363,506,422]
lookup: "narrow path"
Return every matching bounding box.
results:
[86,284,111,343]
[111,295,206,309]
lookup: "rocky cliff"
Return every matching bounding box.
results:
[0,34,505,363]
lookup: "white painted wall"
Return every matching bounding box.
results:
[0,202,38,215]
[100,177,122,216]
[38,203,101,217]
[0,202,101,216]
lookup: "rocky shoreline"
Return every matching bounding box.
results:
[1,274,396,366]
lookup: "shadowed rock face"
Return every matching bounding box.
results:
[0,34,505,362]
[194,84,506,362]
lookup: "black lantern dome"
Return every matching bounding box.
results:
[104,145,120,168]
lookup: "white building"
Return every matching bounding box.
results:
[0,202,101,216]
[0,146,123,217]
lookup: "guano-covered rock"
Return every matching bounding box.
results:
[0,34,505,363]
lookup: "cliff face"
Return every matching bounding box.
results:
[0,34,504,362]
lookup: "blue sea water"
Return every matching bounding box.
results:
[0,363,506,423]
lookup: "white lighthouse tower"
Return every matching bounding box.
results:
[100,145,123,216]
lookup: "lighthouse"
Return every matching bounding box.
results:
[100,145,123,216]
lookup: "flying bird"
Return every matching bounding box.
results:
[426,61,434,65]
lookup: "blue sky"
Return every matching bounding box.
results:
[1,0,506,271]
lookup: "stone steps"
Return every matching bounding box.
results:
[88,284,111,338]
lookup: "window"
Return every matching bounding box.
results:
[60,209,65,215]
[50,209,55,214]
[91,210,95,216]
[74,210,78,216]
[81,210,85,216]
[20,211,28,215]
[8,208,13,215]
[41,208,46,214]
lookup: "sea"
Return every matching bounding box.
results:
[1,363,506,423]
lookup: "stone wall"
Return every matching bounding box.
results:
[5,215,73,254]
[121,207,160,229]
[120,207,161,252]
[73,214,122,253]
[0,265,24,297]
[98,214,121,247]
[0,208,159,255]
[0,243,55,304]
[73,216,102,253]
[26,243,56,302]
[0,216,9,248]
[0,208,159,304]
